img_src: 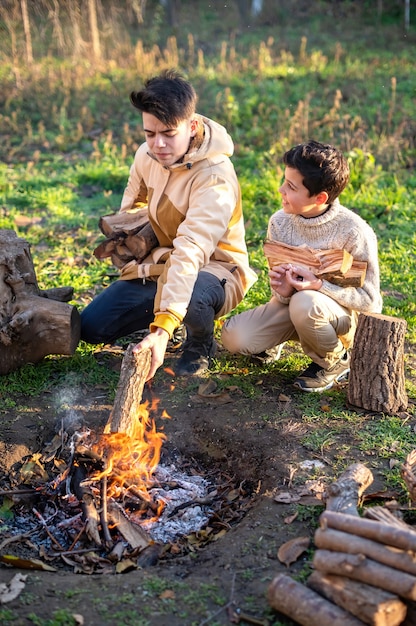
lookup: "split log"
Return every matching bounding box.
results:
[94,209,159,268]
[107,503,151,550]
[98,208,149,238]
[0,229,80,375]
[263,240,367,287]
[308,571,407,626]
[320,510,416,552]
[314,527,416,576]
[104,344,151,437]
[313,549,416,601]
[347,312,408,414]
[324,463,373,515]
[267,572,365,625]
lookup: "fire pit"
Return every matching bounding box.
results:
[0,348,255,575]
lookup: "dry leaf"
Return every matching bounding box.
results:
[0,573,27,604]
[0,555,57,571]
[277,536,310,566]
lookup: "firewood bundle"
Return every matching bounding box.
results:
[268,459,416,625]
[93,208,158,269]
[263,240,367,287]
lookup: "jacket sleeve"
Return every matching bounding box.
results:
[151,168,239,334]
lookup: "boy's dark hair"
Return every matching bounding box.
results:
[130,69,197,126]
[283,140,350,204]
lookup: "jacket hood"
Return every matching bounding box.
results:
[185,114,235,164]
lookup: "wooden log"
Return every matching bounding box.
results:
[347,312,408,414]
[0,229,80,375]
[313,549,416,601]
[324,463,373,515]
[263,240,367,287]
[320,510,416,552]
[98,208,149,237]
[104,344,151,437]
[267,572,365,625]
[308,571,407,626]
[314,527,416,576]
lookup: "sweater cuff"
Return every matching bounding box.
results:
[149,312,181,339]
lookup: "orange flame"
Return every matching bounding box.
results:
[91,399,169,507]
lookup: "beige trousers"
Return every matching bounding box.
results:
[221,291,358,369]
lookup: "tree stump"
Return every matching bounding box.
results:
[0,229,81,375]
[347,312,408,414]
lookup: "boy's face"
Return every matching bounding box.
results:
[279,167,328,217]
[142,112,197,167]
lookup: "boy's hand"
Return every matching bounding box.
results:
[286,264,323,291]
[133,327,169,381]
[269,264,296,297]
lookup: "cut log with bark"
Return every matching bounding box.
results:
[320,510,416,552]
[347,312,408,414]
[324,462,373,515]
[267,572,365,625]
[314,527,416,576]
[308,571,407,626]
[104,344,151,437]
[263,240,367,287]
[313,549,416,601]
[0,229,81,375]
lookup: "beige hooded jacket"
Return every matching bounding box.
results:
[119,114,257,338]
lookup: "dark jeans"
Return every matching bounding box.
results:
[80,271,226,356]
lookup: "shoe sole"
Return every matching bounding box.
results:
[293,370,350,393]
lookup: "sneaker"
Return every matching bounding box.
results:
[293,351,351,393]
[251,343,285,365]
[174,351,210,376]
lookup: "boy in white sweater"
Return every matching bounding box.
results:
[221,140,382,392]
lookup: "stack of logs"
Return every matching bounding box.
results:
[268,462,416,625]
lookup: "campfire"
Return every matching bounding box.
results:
[0,346,254,575]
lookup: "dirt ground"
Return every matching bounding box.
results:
[0,341,415,626]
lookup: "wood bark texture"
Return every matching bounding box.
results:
[320,510,416,552]
[267,572,365,625]
[347,312,408,414]
[314,527,416,576]
[104,344,151,436]
[0,229,80,375]
[313,549,416,601]
[308,570,407,626]
[324,462,373,515]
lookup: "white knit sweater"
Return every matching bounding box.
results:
[267,199,383,313]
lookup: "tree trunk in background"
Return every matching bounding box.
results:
[20,0,33,64]
[88,0,101,62]
[0,230,81,375]
[347,313,408,414]
[68,0,84,60]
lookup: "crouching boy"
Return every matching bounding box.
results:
[221,140,382,392]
